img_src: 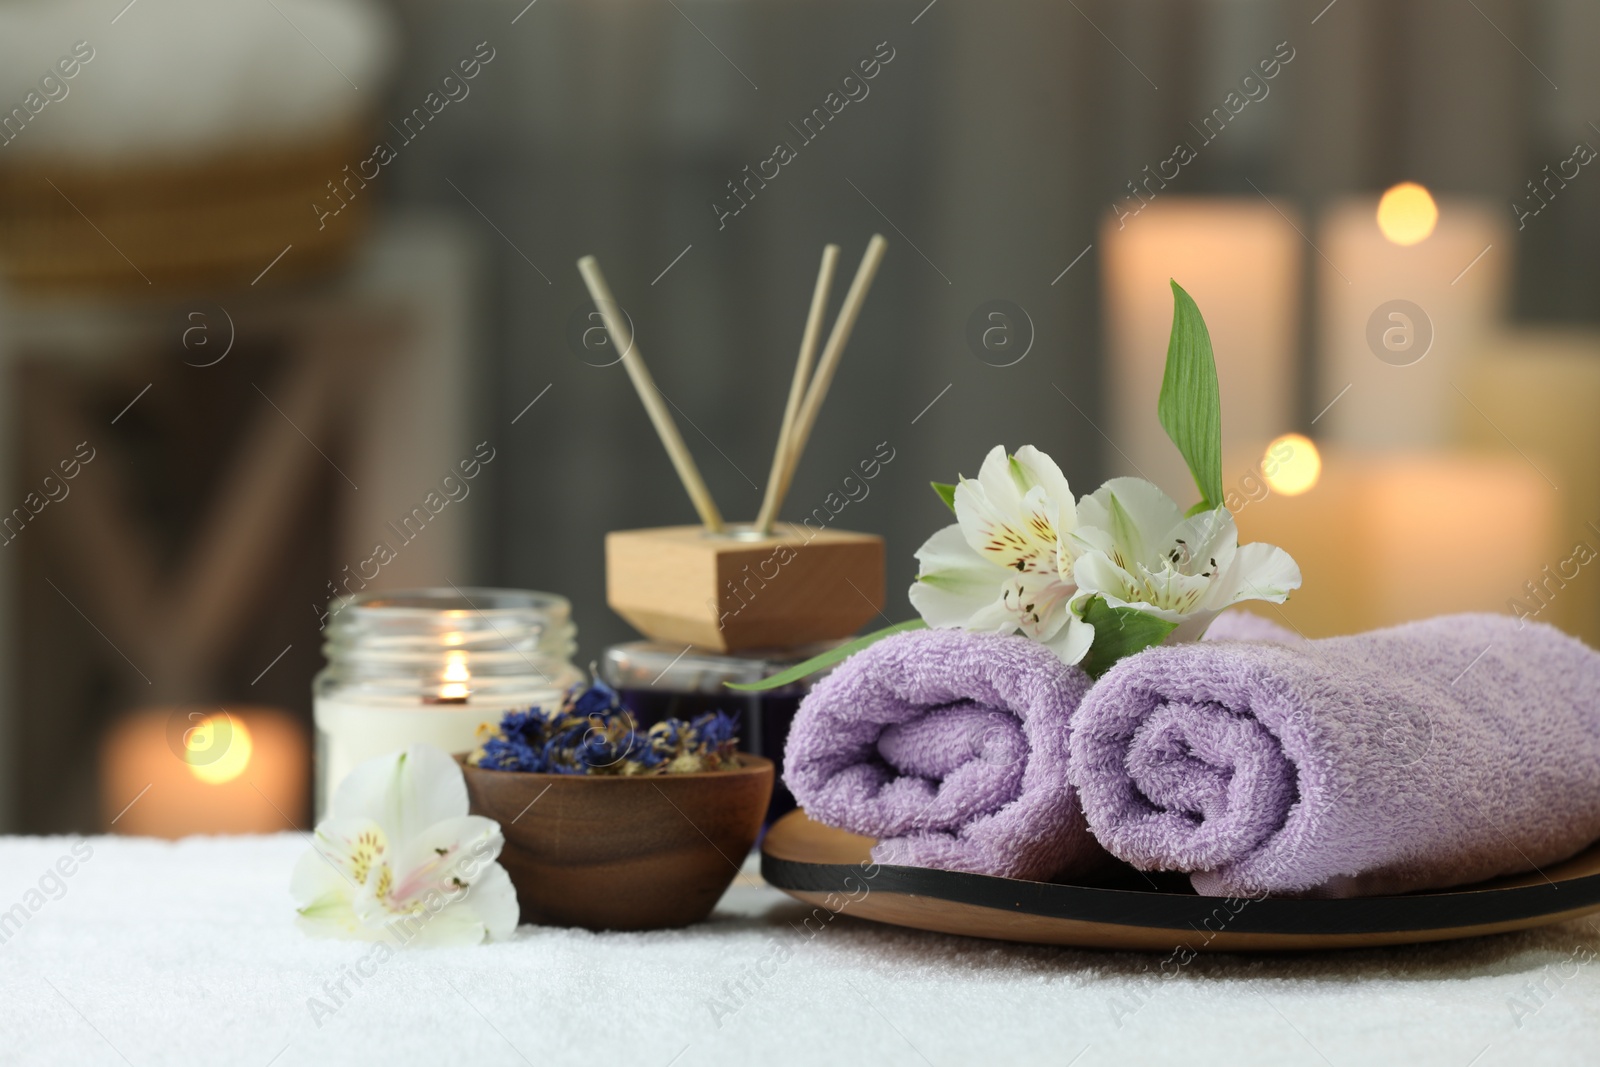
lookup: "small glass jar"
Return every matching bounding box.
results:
[599,640,840,825]
[313,587,582,820]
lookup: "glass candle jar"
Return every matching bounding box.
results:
[313,587,582,819]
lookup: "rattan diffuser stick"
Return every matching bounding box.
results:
[772,234,888,513]
[754,244,840,535]
[577,255,725,532]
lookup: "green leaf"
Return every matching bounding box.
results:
[1077,596,1179,680]
[931,481,958,513]
[1159,280,1224,512]
[724,619,928,691]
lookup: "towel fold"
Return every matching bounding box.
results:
[1070,613,1600,897]
[784,629,1102,881]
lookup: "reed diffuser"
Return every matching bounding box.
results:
[579,238,890,652]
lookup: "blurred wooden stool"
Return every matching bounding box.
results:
[20,298,398,698]
[0,216,482,831]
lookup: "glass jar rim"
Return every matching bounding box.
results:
[321,586,577,674]
[332,586,571,620]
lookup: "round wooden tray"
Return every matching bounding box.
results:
[760,810,1600,952]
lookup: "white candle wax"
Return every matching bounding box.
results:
[1456,329,1600,644]
[1315,194,1508,448]
[1233,448,1556,637]
[313,687,564,820]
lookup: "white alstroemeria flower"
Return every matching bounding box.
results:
[292,745,518,945]
[1069,476,1301,642]
[908,444,1095,665]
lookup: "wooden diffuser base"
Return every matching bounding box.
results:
[606,524,885,652]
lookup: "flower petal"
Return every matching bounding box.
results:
[964,595,1023,634]
[1206,541,1303,608]
[331,744,469,844]
[913,523,990,574]
[993,573,1076,642]
[301,817,388,894]
[401,861,520,946]
[955,480,1063,579]
[910,579,1005,631]
[1075,477,1186,569]
[291,845,375,940]
[972,444,1023,514]
[1171,507,1239,578]
[1168,609,1223,644]
[1071,548,1139,605]
[294,899,379,941]
[1129,559,1214,617]
[459,860,520,942]
[295,742,518,945]
[388,815,506,910]
[909,526,1010,629]
[1040,611,1095,666]
[1066,522,1120,560]
[1011,445,1078,532]
[1070,553,1189,624]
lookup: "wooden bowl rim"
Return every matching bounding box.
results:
[456,751,773,783]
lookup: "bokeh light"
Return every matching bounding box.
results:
[1264,433,1322,496]
[1376,182,1439,245]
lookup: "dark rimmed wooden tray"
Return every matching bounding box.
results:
[759,810,1600,951]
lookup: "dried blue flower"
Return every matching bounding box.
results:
[471,680,742,776]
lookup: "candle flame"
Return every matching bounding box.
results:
[1376,182,1438,246]
[185,713,254,785]
[439,650,471,701]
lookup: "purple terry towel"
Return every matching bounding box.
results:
[1070,613,1600,897]
[1201,610,1303,645]
[784,628,1104,881]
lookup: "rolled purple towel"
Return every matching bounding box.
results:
[785,629,1104,881]
[1201,610,1303,645]
[1070,613,1600,897]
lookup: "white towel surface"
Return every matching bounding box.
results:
[0,833,1596,1066]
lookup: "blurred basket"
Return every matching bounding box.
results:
[0,124,374,294]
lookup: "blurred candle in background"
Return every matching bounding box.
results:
[1103,198,1300,500]
[1233,448,1557,637]
[1455,329,1600,645]
[1315,185,1509,449]
[99,706,308,837]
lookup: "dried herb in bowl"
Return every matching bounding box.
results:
[471,680,740,775]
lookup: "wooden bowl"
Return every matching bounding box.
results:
[460,754,774,931]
